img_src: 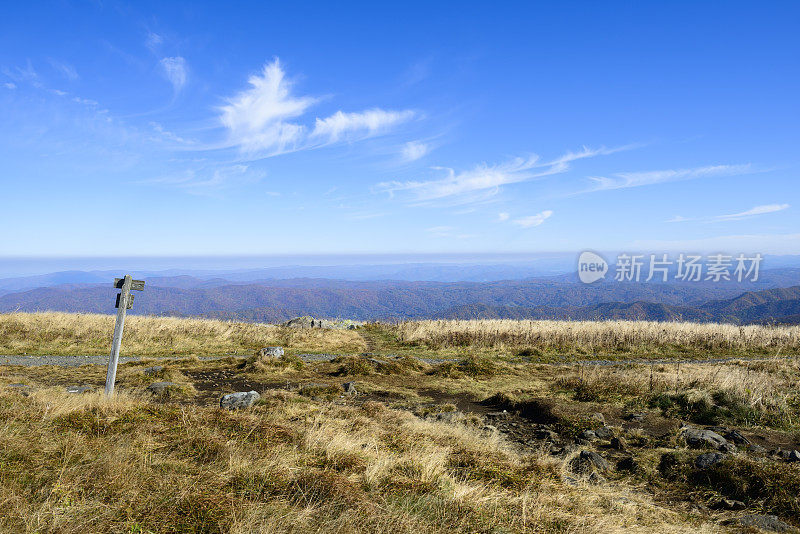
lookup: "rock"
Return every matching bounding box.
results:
[142,365,164,376]
[730,514,796,533]
[66,385,93,394]
[610,436,628,451]
[725,429,750,445]
[580,430,597,440]
[257,346,284,359]
[220,391,260,410]
[594,426,614,439]
[624,413,645,422]
[716,498,746,511]
[695,452,726,469]
[435,411,463,423]
[342,382,358,395]
[587,471,606,485]
[680,426,731,451]
[776,449,800,462]
[146,382,179,395]
[589,412,605,424]
[570,450,611,474]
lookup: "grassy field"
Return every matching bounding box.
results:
[1,313,800,532]
[0,312,366,357]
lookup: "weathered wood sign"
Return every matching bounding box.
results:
[105,275,145,396]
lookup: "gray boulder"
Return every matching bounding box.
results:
[680,426,731,451]
[695,452,726,469]
[143,365,164,376]
[570,450,611,474]
[594,426,614,439]
[258,347,284,359]
[580,429,597,440]
[220,390,260,410]
[725,429,750,445]
[731,514,796,533]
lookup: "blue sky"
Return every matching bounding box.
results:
[1,1,798,257]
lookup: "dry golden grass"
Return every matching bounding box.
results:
[0,312,366,356]
[0,384,718,533]
[394,319,800,356]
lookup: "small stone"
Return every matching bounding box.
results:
[142,365,164,376]
[66,385,93,394]
[257,347,284,359]
[570,450,611,474]
[220,391,261,410]
[580,430,597,440]
[695,452,726,469]
[625,413,645,422]
[718,498,746,510]
[750,443,767,454]
[681,426,731,451]
[342,382,358,395]
[594,426,614,439]
[725,429,750,445]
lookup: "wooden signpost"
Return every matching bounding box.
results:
[104,275,145,396]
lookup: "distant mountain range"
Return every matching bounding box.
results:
[0,269,798,324]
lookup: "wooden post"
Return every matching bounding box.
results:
[105,275,144,396]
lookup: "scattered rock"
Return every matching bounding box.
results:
[594,426,614,439]
[146,382,179,395]
[142,365,164,376]
[580,429,597,440]
[728,514,796,533]
[570,450,611,474]
[342,382,358,395]
[775,449,800,462]
[66,385,93,394]
[750,444,767,454]
[680,426,732,451]
[695,452,726,469]
[714,498,746,511]
[220,391,261,410]
[610,436,627,451]
[725,429,750,445]
[624,413,645,422]
[257,347,284,359]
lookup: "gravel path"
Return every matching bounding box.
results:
[0,353,791,368]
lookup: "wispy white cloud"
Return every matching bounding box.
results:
[2,60,40,87]
[160,56,187,93]
[378,144,633,205]
[585,164,753,193]
[145,32,163,53]
[668,203,789,223]
[2,82,15,89]
[401,140,430,162]
[311,109,414,142]
[48,59,78,80]
[218,59,414,157]
[497,212,510,221]
[512,210,553,228]
[141,164,265,194]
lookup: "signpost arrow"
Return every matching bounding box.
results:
[105,275,145,396]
